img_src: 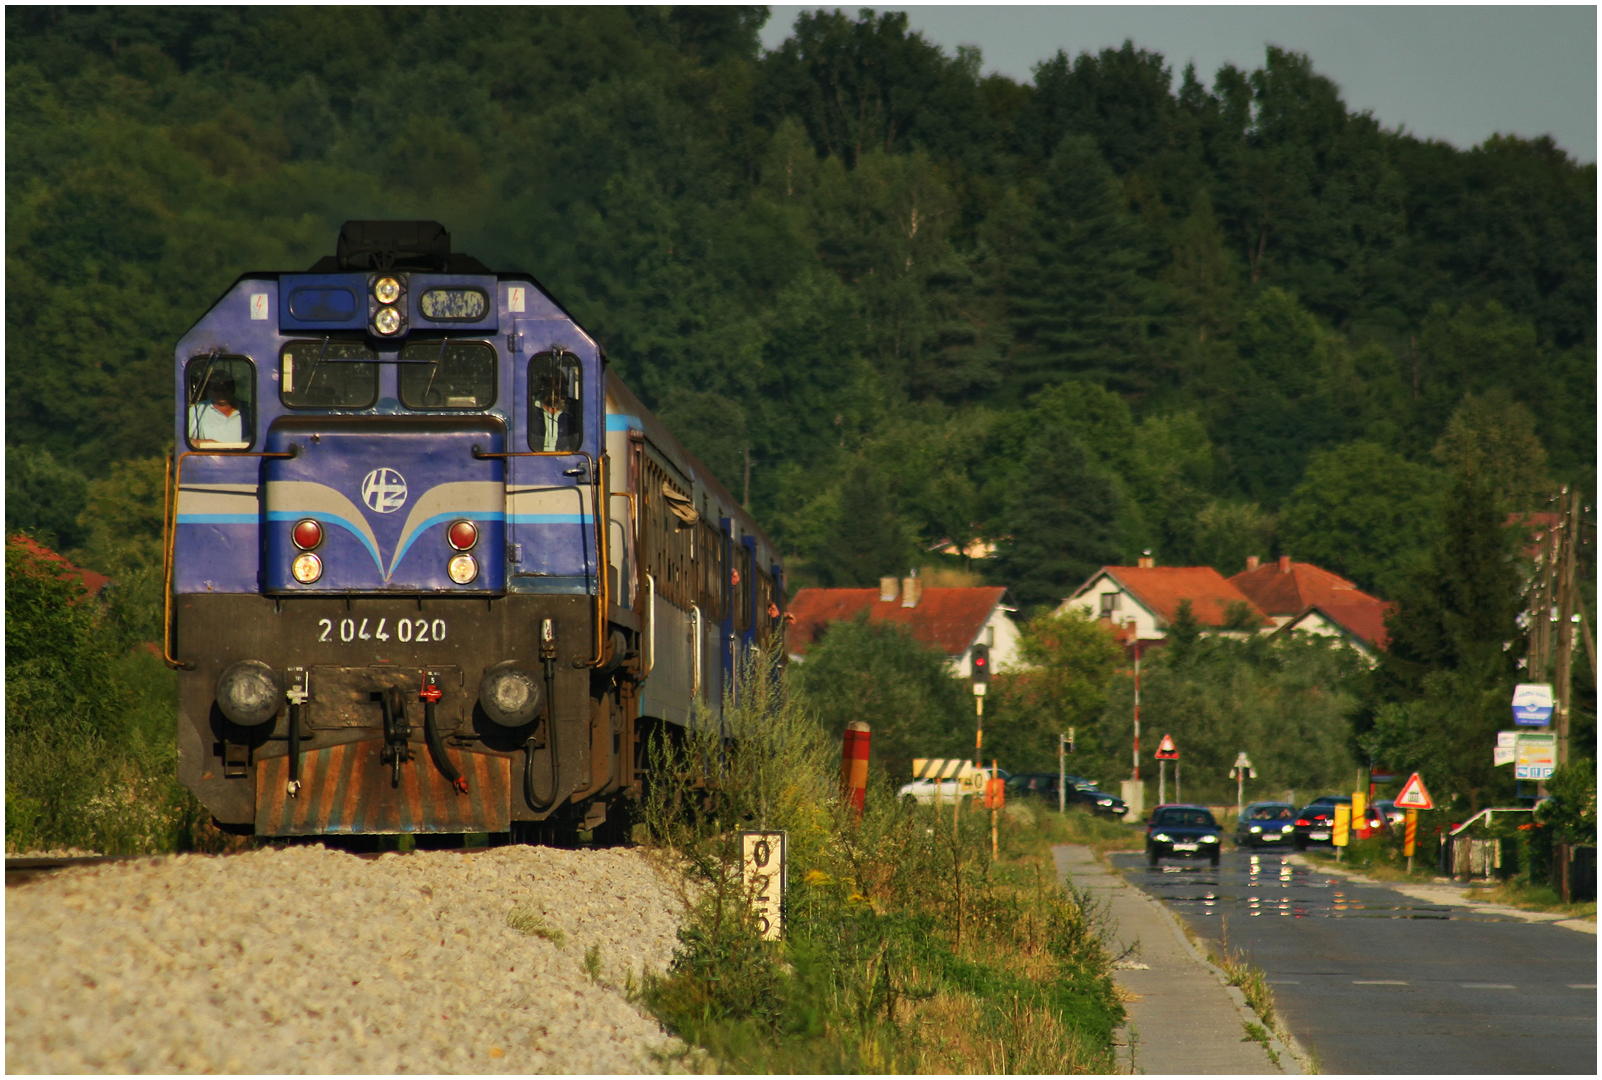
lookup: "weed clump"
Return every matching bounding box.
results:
[638,653,1125,1072]
[506,902,566,946]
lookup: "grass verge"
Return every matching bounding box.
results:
[1463,880,1597,920]
[637,655,1126,1073]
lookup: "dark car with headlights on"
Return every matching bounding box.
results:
[1235,802,1298,847]
[1146,805,1223,866]
[1291,798,1385,849]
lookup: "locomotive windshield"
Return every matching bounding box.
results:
[185,355,255,449]
[398,340,496,409]
[280,340,378,408]
[528,350,582,452]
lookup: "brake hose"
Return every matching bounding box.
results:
[421,673,467,793]
[526,623,561,811]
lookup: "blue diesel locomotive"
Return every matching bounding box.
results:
[166,221,785,841]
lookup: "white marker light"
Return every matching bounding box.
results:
[291,552,322,584]
[448,553,478,584]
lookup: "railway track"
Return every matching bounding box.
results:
[5,855,153,887]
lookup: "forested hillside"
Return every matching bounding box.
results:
[7,6,1595,609]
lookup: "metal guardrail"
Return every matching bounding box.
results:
[1447,807,1534,837]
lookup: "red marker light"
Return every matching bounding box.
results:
[1295,819,1310,827]
[447,520,478,551]
[292,519,323,550]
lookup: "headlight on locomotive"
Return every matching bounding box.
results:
[479,662,541,726]
[373,305,404,336]
[373,276,402,305]
[448,553,478,584]
[216,660,284,727]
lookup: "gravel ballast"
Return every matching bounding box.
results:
[6,844,692,1073]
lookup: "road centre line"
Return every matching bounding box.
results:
[1459,983,1516,989]
[1352,980,1408,985]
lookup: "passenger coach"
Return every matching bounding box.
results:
[167,221,784,842]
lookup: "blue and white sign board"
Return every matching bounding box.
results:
[1494,731,1518,767]
[1514,732,1557,780]
[1512,683,1554,726]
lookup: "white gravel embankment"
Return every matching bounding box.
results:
[6,844,698,1073]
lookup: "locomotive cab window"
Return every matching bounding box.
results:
[185,355,255,449]
[280,340,379,408]
[528,349,582,452]
[399,340,496,409]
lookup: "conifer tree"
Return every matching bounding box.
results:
[1008,136,1167,396]
[1358,464,1523,810]
[991,431,1122,611]
[824,458,910,586]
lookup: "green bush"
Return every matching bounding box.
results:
[4,535,195,854]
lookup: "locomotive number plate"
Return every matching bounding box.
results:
[317,616,450,644]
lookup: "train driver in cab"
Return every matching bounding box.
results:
[187,370,245,447]
[532,353,581,452]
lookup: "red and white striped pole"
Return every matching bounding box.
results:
[841,721,870,821]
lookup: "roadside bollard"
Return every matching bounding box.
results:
[841,721,870,821]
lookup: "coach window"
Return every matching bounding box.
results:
[279,340,379,408]
[399,340,496,409]
[185,355,255,450]
[528,349,582,452]
[733,546,752,634]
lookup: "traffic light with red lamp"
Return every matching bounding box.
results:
[970,643,990,684]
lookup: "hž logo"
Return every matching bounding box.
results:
[361,468,408,514]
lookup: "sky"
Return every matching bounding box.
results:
[759,5,1598,163]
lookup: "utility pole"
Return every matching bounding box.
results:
[1058,733,1067,815]
[1555,487,1579,768]
[1127,618,1141,781]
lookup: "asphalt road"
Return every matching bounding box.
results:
[1109,847,1597,1075]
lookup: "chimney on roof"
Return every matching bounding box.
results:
[1279,555,1291,574]
[1246,555,1259,572]
[879,576,899,602]
[901,576,922,608]
[1137,550,1154,569]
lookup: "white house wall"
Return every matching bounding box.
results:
[946,606,1025,677]
[1056,572,1163,640]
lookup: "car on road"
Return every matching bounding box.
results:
[1006,773,1128,817]
[1292,798,1386,848]
[1145,804,1223,866]
[1372,799,1403,827]
[1235,802,1298,847]
[897,777,963,804]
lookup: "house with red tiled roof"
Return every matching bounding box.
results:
[1232,555,1393,660]
[1053,558,1268,640]
[1271,600,1392,661]
[787,577,1021,675]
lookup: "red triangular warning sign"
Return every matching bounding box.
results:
[1154,734,1179,759]
[1394,772,1434,810]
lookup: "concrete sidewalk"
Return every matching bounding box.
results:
[1054,845,1301,1075]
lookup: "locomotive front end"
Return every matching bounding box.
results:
[170,222,632,840]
